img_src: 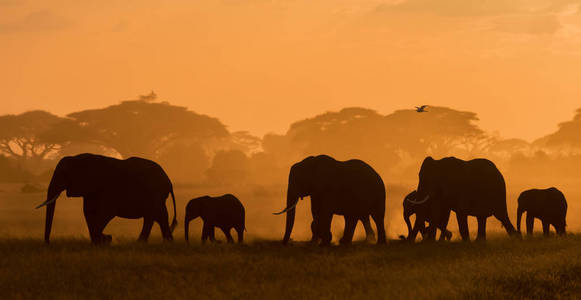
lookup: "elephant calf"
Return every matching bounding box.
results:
[185,194,246,244]
[402,190,452,242]
[517,187,567,236]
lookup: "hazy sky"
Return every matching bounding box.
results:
[1,0,581,140]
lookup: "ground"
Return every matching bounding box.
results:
[0,237,580,299]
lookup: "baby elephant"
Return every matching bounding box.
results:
[401,190,452,241]
[517,187,567,236]
[185,194,246,243]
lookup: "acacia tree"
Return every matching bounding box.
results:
[0,110,68,162]
[383,106,488,158]
[66,94,230,159]
[544,107,581,152]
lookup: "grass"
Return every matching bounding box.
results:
[0,235,580,299]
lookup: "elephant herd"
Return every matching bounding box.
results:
[36,153,568,245]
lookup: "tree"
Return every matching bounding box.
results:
[544,107,581,151]
[67,94,229,159]
[383,106,487,158]
[0,110,68,162]
[206,150,250,185]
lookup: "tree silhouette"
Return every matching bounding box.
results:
[261,106,489,179]
[383,106,486,158]
[545,107,581,150]
[206,149,250,185]
[67,94,229,159]
[0,111,68,162]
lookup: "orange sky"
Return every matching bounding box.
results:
[1,0,581,140]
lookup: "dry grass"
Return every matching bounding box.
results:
[0,236,580,299]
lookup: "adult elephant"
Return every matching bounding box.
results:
[36,153,177,244]
[274,155,386,246]
[412,156,518,241]
[402,190,452,242]
[517,187,567,236]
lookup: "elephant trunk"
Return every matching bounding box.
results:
[43,176,65,244]
[403,211,413,239]
[282,189,298,245]
[184,213,190,243]
[516,205,524,233]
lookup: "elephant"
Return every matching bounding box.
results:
[274,155,386,246]
[310,216,376,243]
[412,156,518,241]
[516,187,567,236]
[401,190,452,241]
[36,153,177,244]
[184,194,245,244]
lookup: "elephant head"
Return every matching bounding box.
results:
[415,157,439,206]
[274,156,317,244]
[402,190,418,238]
[184,197,209,242]
[36,155,97,243]
[516,196,526,233]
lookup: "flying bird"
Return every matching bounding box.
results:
[415,105,428,112]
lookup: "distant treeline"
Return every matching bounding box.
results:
[1,92,580,186]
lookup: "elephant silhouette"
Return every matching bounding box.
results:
[184,194,246,244]
[402,190,452,242]
[274,155,386,246]
[517,187,567,236]
[36,153,177,244]
[413,156,518,241]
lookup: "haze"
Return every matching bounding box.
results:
[2,0,581,140]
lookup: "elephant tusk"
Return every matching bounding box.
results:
[273,200,299,215]
[35,195,58,209]
[405,194,429,205]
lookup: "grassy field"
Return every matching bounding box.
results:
[0,236,580,299]
[0,183,580,299]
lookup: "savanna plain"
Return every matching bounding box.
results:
[1,184,580,299]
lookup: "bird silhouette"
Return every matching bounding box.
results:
[415,105,428,112]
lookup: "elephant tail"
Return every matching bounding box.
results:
[170,188,178,233]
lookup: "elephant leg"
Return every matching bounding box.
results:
[317,213,333,246]
[410,220,425,241]
[236,226,244,243]
[476,217,487,241]
[201,222,210,244]
[83,200,113,245]
[209,226,217,242]
[371,212,387,244]
[542,221,550,237]
[154,206,173,241]
[361,216,376,243]
[223,228,234,243]
[443,229,453,241]
[526,214,534,236]
[85,214,113,245]
[425,224,437,241]
[556,221,566,236]
[310,220,318,243]
[339,216,357,245]
[138,218,154,242]
[456,214,470,241]
[438,210,451,242]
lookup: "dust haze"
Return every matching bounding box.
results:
[1,93,581,242]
